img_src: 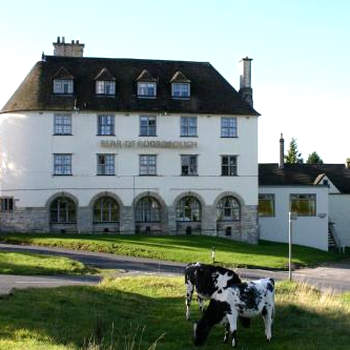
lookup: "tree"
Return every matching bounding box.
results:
[284,138,303,164]
[306,152,323,164]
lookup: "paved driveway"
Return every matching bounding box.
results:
[1,243,350,294]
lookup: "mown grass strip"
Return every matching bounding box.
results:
[0,233,343,269]
[0,252,94,276]
[0,276,349,350]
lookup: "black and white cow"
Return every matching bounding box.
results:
[193,278,275,348]
[185,262,242,320]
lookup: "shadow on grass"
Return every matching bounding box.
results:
[0,282,349,350]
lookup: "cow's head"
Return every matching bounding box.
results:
[193,320,210,346]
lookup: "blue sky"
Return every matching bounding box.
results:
[1,0,349,163]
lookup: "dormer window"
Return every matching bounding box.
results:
[137,82,156,97]
[94,68,116,96]
[170,71,191,98]
[136,69,157,98]
[172,83,190,98]
[53,79,74,94]
[96,81,116,95]
[52,67,74,95]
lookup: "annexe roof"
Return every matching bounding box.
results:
[94,67,116,81]
[170,71,191,83]
[1,55,260,115]
[53,66,74,80]
[136,69,157,82]
[259,163,350,194]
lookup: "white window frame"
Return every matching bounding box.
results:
[139,155,157,176]
[96,80,116,96]
[172,83,190,98]
[53,79,73,94]
[137,82,156,97]
[180,116,197,137]
[97,114,115,136]
[221,117,237,138]
[53,154,72,175]
[0,197,14,212]
[54,114,72,135]
[258,194,275,217]
[181,155,198,176]
[290,194,316,217]
[96,154,115,176]
[221,155,237,176]
[139,116,157,136]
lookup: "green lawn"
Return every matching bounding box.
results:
[0,276,349,350]
[0,233,343,269]
[0,252,94,276]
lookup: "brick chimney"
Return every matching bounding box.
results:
[53,36,85,57]
[279,133,285,168]
[239,57,253,107]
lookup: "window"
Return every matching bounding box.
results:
[290,194,316,216]
[135,197,160,222]
[96,81,116,96]
[140,116,156,136]
[54,154,72,175]
[258,194,275,217]
[97,115,115,136]
[181,155,197,176]
[176,197,201,222]
[217,196,240,221]
[221,156,237,176]
[221,117,237,137]
[54,114,72,135]
[50,197,76,223]
[0,197,14,212]
[172,83,190,98]
[97,154,115,175]
[93,196,119,223]
[53,79,73,94]
[137,82,156,97]
[139,155,157,175]
[181,116,197,137]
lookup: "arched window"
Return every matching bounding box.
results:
[50,197,76,223]
[176,196,201,222]
[93,196,119,223]
[135,197,160,223]
[216,196,240,221]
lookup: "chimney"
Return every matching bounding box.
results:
[239,57,253,107]
[346,158,350,169]
[279,133,285,168]
[53,36,85,57]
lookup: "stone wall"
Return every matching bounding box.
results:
[0,204,259,244]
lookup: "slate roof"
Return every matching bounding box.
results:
[1,55,260,115]
[259,163,350,194]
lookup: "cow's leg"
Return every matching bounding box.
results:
[197,295,204,313]
[262,306,273,342]
[185,281,194,320]
[223,322,230,343]
[225,312,238,348]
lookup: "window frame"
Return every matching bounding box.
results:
[176,196,201,222]
[180,116,197,137]
[97,114,115,136]
[221,117,237,138]
[95,80,116,96]
[139,116,157,137]
[53,154,72,176]
[221,155,238,176]
[181,155,198,176]
[53,113,72,135]
[135,196,161,223]
[139,155,157,176]
[96,154,115,176]
[290,194,316,217]
[172,83,190,98]
[53,79,74,95]
[137,82,157,98]
[216,196,240,222]
[50,197,76,224]
[0,197,14,212]
[258,194,275,217]
[93,196,120,223]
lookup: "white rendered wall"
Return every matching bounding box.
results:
[0,111,258,208]
[259,186,329,251]
[329,194,350,247]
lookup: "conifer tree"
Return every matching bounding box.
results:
[306,152,323,164]
[285,138,303,164]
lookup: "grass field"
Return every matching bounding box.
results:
[0,252,93,275]
[0,233,343,269]
[0,276,349,350]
